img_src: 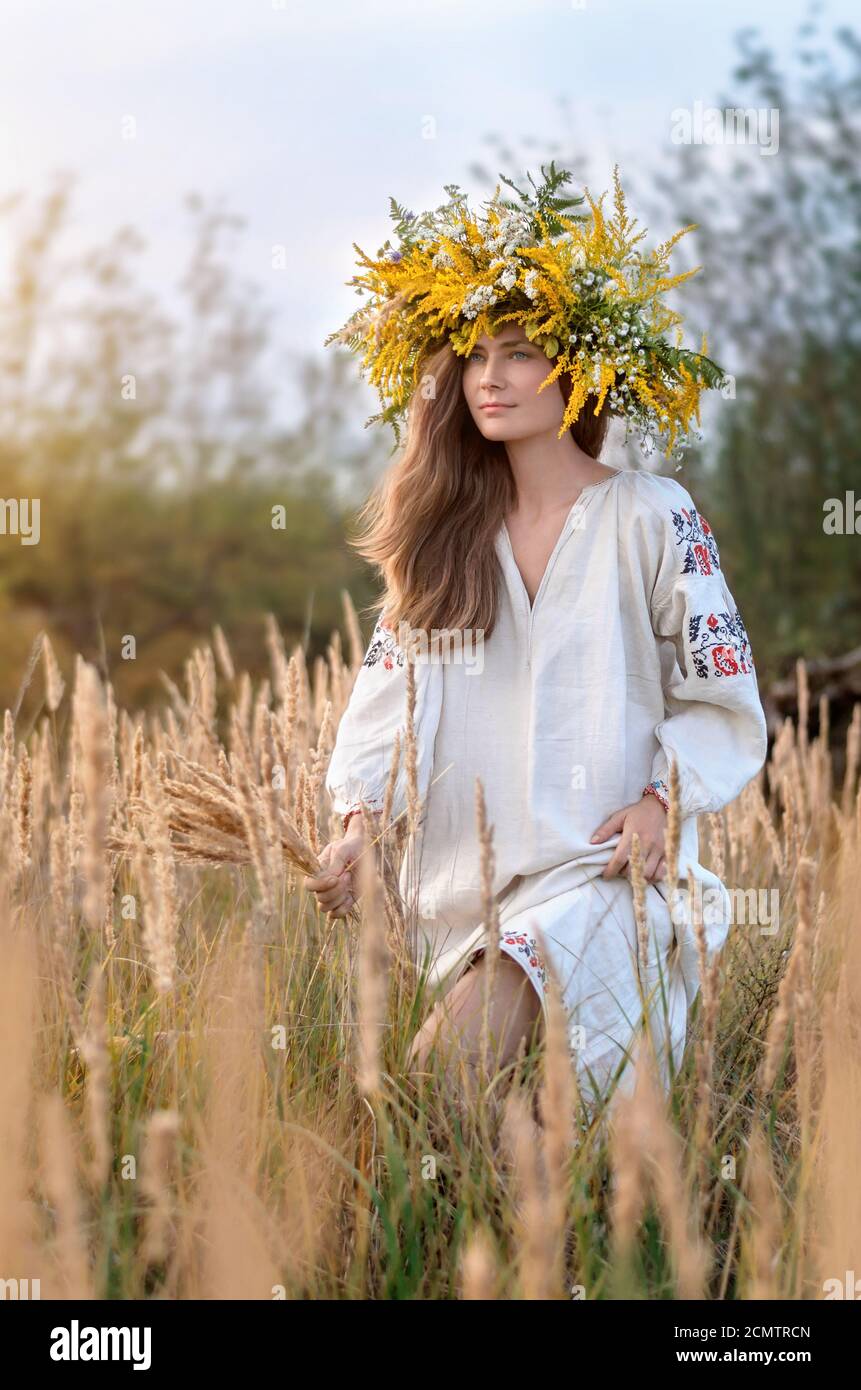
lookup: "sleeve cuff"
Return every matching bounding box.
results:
[649,745,714,820]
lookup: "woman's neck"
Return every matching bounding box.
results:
[504,432,616,518]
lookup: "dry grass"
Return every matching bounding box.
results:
[0,614,858,1300]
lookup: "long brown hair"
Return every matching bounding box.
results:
[348,342,612,642]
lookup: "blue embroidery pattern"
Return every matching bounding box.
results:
[362,617,405,671]
[670,504,721,577]
[500,932,548,993]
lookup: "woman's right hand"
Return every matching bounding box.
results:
[303,827,365,919]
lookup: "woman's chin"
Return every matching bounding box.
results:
[473,414,521,441]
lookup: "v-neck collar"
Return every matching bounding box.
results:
[496,469,624,610]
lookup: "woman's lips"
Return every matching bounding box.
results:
[480,403,514,410]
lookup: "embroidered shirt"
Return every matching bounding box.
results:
[325,466,768,990]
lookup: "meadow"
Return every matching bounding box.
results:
[0,605,858,1301]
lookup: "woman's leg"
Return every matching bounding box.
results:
[405,951,545,1094]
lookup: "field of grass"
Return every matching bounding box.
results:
[0,604,859,1300]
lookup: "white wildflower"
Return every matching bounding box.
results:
[523,268,541,301]
[484,209,535,256]
[461,284,498,319]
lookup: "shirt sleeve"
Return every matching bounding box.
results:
[644,480,769,821]
[325,613,438,828]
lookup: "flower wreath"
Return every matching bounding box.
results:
[325,161,727,462]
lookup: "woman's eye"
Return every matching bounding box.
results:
[467,350,528,362]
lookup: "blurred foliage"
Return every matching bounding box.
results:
[648,9,861,675]
[0,180,392,720]
[472,4,861,684]
[2,4,860,724]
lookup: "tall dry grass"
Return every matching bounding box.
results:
[0,621,859,1300]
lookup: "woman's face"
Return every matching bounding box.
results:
[461,324,566,441]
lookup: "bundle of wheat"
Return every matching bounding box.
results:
[104,745,412,937]
[108,748,317,872]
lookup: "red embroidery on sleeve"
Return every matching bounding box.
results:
[688,610,754,678]
[671,504,721,576]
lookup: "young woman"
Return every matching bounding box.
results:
[304,321,769,1113]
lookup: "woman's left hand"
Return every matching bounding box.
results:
[590,796,668,883]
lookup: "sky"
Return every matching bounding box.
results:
[0,0,851,428]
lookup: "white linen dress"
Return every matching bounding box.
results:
[325,464,768,1106]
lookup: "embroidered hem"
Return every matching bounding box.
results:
[457,930,549,1015]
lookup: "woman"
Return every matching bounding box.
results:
[304,167,768,1113]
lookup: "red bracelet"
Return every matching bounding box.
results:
[342,803,381,834]
[642,779,670,812]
